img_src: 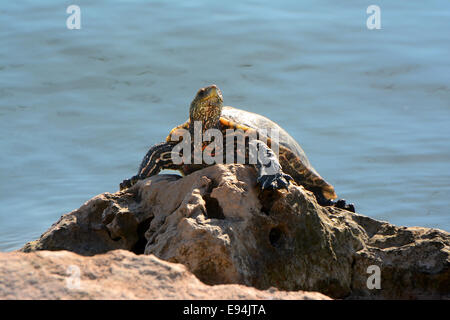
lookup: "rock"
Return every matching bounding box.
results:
[21,164,450,299]
[0,249,329,299]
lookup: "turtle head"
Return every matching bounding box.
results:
[189,84,223,131]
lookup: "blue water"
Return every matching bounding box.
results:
[1,0,449,251]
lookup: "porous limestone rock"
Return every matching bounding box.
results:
[21,164,450,299]
[0,249,330,299]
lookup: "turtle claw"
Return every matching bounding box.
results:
[119,175,139,190]
[119,179,132,190]
[258,173,293,190]
[334,199,355,213]
[347,203,355,213]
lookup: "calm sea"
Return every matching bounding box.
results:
[1,0,449,251]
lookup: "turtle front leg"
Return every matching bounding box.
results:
[120,142,178,190]
[248,140,293,190]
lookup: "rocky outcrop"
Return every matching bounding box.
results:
[21,164,450,299]
[0,249,329,299]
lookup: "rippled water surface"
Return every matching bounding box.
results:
[1,0,449,251]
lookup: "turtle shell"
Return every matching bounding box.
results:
[221,106,321,178]
[165,105,337,200]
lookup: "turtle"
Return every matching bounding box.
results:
[120,84,355,212]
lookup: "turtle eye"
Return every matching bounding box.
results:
[198,88,206,97]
